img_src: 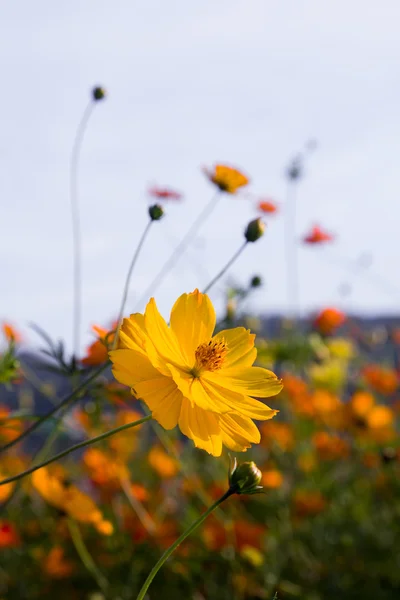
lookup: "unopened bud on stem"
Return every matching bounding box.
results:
[228,457,263,495]
[245,218,265,243]
[92,86,106,101]
[148,204,164,221]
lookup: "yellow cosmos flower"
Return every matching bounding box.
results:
[109,290,282,456]
[203,164,249,194]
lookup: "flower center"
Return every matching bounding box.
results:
[192,339,227,377]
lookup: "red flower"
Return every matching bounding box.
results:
[148,186,183,201]
[257,199,278,214]
[303,225,334,245]
[0,521,20,548]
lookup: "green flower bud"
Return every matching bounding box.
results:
[92,86,106,101]
[228,457,263,495]
[250,275,262,288]
[244,218,265,243]
[148,204,164,221]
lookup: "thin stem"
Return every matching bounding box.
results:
[284,180,299,320]
[203,241,248,294]
[0,362,110,454]
[120,477,157,535]
[135,488,235,600]
[70,101,95,358]
[134,191,221,309]
[0,415,152,487]
[67,518,109,595]
[112,219,154,350]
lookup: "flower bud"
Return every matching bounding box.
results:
[148,204,164,221]
[229,457,263,495]
[92,86,106,101]
[250,275,262,288]
[244,218,265,243]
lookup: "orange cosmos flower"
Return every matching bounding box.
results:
[310,389,344,427]
[44,546,74,578]
[0,405,23,444]
[32,468,113,535]
[203,517,264,552]
[312,431,350,460]
[148,446,179,478]
[362,364,398,396]
[2,322,22,343]
[81,323,116,367]
[303,225,334,245]
[314,307,346,335]
[148,186,183,201]
[83,448,129,491]
[260,421,295,451]
[261,469,283,489]
[257,199,278,214]
[203,164,249,194]
[293,490,327,518]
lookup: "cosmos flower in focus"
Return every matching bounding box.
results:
[303,225,334,245]
[203,164,249,194]
[314,308,346,335]
[148,186,183,201]
[110,289,282,456]
[257,199,278,214]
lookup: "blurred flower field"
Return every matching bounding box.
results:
[1,87,400,600]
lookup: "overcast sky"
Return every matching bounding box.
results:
[1,1,400,353]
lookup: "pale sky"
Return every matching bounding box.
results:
[1,1,400,353]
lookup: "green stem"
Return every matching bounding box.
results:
[67,518,109,594]
[0,415,152,486]
[203,241,248,294]
[135,488,235,600]
[0,362,110,454]
[112,219,154,350]
[70,101,96,358]
[134,191,221,309]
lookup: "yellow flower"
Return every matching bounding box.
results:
[110,290,282,456]
[203,164,249,194]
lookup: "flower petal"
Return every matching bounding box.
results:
[214,366,283,398]
[170,290,216,363]
[218,413,261,452]
[134,378,182,430]
[166,363,230,414]
[109,349,161,386]
[213,328,257,369]
[201,375,278,420]
[118,314,147,352]
[144,298,187,368]
[178,398,222,456]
